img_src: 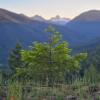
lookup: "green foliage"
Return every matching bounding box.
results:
[15,26,87,84]
[96,96,100,100]
[7,81,22,100]
[84,64,100,84]
[83,45,100,71]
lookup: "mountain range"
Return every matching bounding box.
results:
[31,15,70,25]
[0,8,100,67]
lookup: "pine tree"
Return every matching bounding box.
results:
[8,42,22,75]
[15,26,87,85]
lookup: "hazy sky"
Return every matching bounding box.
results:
[0,0,100,19]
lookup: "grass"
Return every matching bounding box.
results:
[0,75,99,100]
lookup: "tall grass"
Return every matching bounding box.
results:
[0,73,99,100]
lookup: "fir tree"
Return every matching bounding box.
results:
[8,42,22,75]
[14,26,87,85]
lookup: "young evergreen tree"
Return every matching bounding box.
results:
[8,42,22,75]
[15,26,87,85]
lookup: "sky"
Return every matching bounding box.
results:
[0,0,100,19]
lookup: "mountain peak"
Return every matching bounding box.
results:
[0,8,31,23]
[72,10,100,22]
[54,15,61,19]
[49,15,70,25]
[50,15,62,20]
[31,15,46,22]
